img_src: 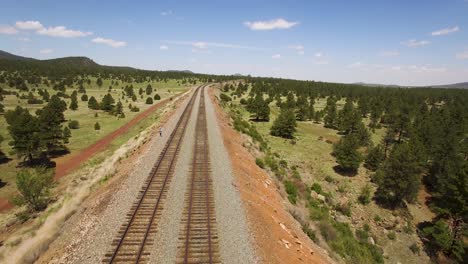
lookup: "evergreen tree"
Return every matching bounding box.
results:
[246,94,270,121]
[4,106,42,163]
[88,96,99,110]
[100,93,115,112]
[146,84,153,95]
[375,143,422,207]
[81,94,88,101]
[114,101,125,118]
[36,95,68,153]
[96,77,103,87]
[63,127,71,144]
[295,96,308,121]
[146,97,153,104]
[365,144,385,171]
[94,122,101,131]
[324,97,338,128]
[333,135,363,174]
[154,93,161,100]
[270,108,297,138]
[69,92,78,110]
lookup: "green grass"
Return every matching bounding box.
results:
[0,78,190,201]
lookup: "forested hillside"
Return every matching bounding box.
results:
[220,78,467,263]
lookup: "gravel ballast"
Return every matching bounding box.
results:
[147,89,200,263]
[204,87,257,264]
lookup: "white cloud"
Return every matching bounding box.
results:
[314,52,323,58]
[39,48,53,54]
[18,37,31,42]
[244,18,299,30]
[161,10,173,16]
[348,61,364,68]
[160,45,169,50]
[456,51,468,59]
[272,54,281,59]
[15,20,43,30]
[431,26,459,36]
[288,44,304,55]
[401,39,430,47]
[92,37,127,48]
[380,51,400,56]
[38,26,92,38]
[163,40,260,50]
[0,25,18,34]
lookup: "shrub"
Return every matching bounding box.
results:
[409,243,420,255]
[220,93,232,103]
[94,122,101,131]
[146,97,153,104]
[302,224,318,243]
[358,184,372,205]
[239,98,247,105]
[68,120,80,129]
[311,182,323,194]
[387,231,396,240]
[81,94,88,101]
[154,94,161,100]
[325,175,334,183]
[255,158,265,169]
[309,199,329,220]
[374,215,382,222]
[284,180,298,204]
[336,202,352,217]
[270,108,297,139]
[13,168,53,211]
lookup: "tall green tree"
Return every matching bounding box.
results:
[374,143,422,207]
[246,94,270,121]
[333,135,363,174]
[36,95,68,153]
[270,108,297,138]
[5,106,42,163]
[324,97,338,129]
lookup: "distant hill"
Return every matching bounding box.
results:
[167,70,194,74]
[353,82,402,88]
[429,82,468,89]
[0,50,36,61]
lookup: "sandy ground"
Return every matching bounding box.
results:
[208,87,334,264]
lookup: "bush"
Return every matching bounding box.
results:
[154,94,161,100]
[336,202,352,217]
[13,168,53,211]
[309,198,329,220]
[409,243,420,255]
[270,108,297,139]
[146,97,153,104]
[325,175,334,183]
[220,93,232,103]
[311,182,323,194]
[81,94,88,101]
[255,158,265,169]
[302,224,318,242]
[94,122,101,131]
[68,120,80,129]
[358,184,372,205]
[239,98,247,105]
[284,180,298,204]
[387,231,396,240]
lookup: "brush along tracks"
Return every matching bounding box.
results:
[176,87,220,264]
[103,86,201,263]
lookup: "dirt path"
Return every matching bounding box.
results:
[54,94,182,179]
[208,87,333,264]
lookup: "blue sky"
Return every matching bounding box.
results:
[0,0,467,86]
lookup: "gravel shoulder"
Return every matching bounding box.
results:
[204,87,257,264]
[33,89,195,264]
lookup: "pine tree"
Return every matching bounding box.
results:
[324,97,338,129]
[154,94,161,100]
[69,93,78,110]
[100,93,115,112]
[36,95,68,153]
[375,143,422,207]
[81,94,88,101]
[295,96,308,121]
[114,101,125,118]
[88,96,99,110]
[270,108,297,138]
[333,134,363,174]
[5,106,42,163]
[94,122,101,131]
[246,94,270,121]
[146,84,153,95]
[96,77,103,87]
[365,144,385,171]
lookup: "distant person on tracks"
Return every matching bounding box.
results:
[159,127,163,137]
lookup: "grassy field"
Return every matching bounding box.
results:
[225,87,428,264]
[0,77,191,202]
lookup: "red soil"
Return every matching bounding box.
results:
[0,198,13,212]
[54,94,181,180]
[209,88,331,264]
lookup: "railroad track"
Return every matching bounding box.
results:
[176,86,220,264]
[103,86,202,263]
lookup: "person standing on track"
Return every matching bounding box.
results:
[159,127,163,137]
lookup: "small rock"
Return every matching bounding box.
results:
[368,237,375,245]
[335,214,350,223]
[310,190,319,199]
[317,194,326,202]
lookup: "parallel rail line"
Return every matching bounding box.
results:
[103,86,202,263]
[176,86,220,264]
